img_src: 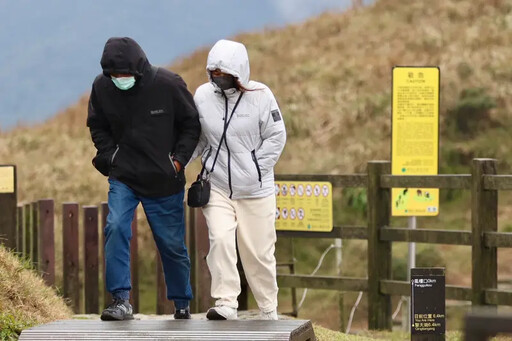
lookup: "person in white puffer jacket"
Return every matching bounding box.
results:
[191,39,286,320]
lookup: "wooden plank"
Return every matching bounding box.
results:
[380,228,471,245]
[0,165,17,250]
[19,319,316,341]
[83,206,99,314]
[471,159,498,307]
[380,280,472,301]
[275,174,367,188]
[380,174,471,189]
[484,289,512,306]
[101,202,112,307]
[277,274,368,292]
[38,199,55,286]
[367,161,392,330]
[277,226,367,240]
[483,175,512,190]
[31,202,39,267]
[24,203,31,260]
[17,205,23,253]
[484,232,512,248]
[62,203,80,313]
[129,209,139,313]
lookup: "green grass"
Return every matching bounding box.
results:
[0,313,33,341]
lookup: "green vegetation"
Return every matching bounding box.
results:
[0,245,71,340]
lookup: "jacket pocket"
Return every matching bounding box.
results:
[251,150,262,187]
[110,145,120,167]
[169,152,178,178]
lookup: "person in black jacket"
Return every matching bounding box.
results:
[87,37,200,321]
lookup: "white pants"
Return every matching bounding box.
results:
[202,187,278,312]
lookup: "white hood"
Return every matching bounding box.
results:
[206,39,250,87]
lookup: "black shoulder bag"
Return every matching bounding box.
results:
[187,92,243,207]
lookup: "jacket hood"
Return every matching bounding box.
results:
[206,39,250,87]
[101,37,150,77]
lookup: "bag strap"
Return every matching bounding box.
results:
[199,91,244,178]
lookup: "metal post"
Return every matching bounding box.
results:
[404,216,416,331]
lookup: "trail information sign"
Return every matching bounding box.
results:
[0,166,15,193]
[411,268,446,340]
[391,66,440,216]
[275,181,333,232]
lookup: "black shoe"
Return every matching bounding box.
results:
[101,299,134,321]
[174,307,191,319]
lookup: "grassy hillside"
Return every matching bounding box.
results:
[2,0,512,332]
[2,0,511,204]
[0,246,71,340]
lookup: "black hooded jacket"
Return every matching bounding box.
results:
[87,37,201,197]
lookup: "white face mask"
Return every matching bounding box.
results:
[111,76,136,90]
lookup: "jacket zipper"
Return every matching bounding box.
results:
[168,153,178,178]
[223,95,234,199]
[111,145,120,165]
[251,150,262,188]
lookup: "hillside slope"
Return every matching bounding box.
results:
[1,0,511,206]
[0,0,510,205]
[0,246,71,339]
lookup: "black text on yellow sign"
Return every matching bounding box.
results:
[391,66,440,216]
[275,181,333,232]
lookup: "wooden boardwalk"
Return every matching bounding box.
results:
[19,319,315,341]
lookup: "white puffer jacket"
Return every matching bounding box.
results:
[192,39,286,199]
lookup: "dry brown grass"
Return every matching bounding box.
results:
[0,245,71,336]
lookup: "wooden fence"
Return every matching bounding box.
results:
[3,158,512,330]
[274,158,512,330]
[9,201,205,315]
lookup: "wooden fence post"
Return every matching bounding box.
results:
[63,203,80,313]
[31,202,39,267]
[24,203,31,260]
[84,206,99,314]
[471,158,498,307]
[101,202,112,307]
[17,205,23,254]
[367,161,392,330]
[0,165,17,250]
[38,199,55,286]
[130,209,139,313]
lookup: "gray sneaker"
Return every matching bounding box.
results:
[100,299,134,321]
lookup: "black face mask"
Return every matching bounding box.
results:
[212,75,236,90]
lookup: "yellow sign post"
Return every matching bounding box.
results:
[275,181,333,232]
[391,67,440,216]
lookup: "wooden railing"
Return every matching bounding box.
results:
[3,158,512,330]
[9,200,202,315]
[275,158,512,330]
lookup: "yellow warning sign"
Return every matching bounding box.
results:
[0,166,15,193]
[275,181,333,232]
[392,67,440,216]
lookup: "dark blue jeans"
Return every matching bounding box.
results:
[104,179,192,309]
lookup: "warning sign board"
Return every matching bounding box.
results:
[275,181,333,232]
[0,166,15,193]
[391,66,440,216]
